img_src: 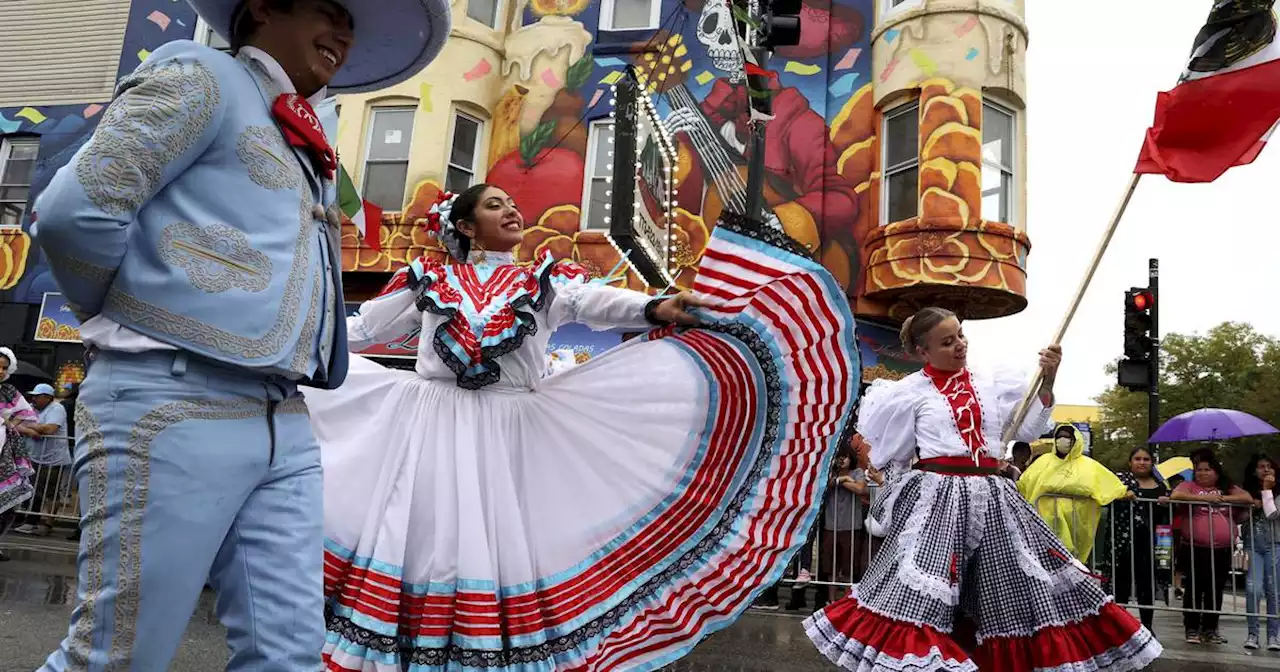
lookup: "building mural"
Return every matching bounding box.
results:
[335,0,1033,328]
[862,0,1031,320]
[0,0,1031,382]
[0,0,202,302]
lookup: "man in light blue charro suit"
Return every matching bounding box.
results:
[31,0,450,669]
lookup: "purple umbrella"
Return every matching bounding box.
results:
[1148,408,1279,443]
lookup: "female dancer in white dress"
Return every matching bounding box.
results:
[303,183,861,671]
[804,307,1163,671]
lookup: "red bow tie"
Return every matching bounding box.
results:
[272,93,337,180]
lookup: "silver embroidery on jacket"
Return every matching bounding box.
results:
[237,125,301,191]
[291,273,322,374]
[160,221,273,293]
[75,59,220,215]
[44,249,116,284]
[103,195,315,361]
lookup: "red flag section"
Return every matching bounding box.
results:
[1135,2,1280,183]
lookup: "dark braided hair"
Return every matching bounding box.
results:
[446,183,496,259]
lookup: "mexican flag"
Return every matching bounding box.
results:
[1135,1,1280,182]
[338,164,383,251]
[317,96,382,250]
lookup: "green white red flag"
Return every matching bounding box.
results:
[1135,1,1280,183]
[337,163,382,251]
[317,96,382,250]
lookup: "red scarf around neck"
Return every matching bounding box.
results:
[271,93,336,179]
[923,364,986,459]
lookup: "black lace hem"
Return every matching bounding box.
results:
[717,211,813,260]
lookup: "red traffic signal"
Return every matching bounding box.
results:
[1128,290,1154,312]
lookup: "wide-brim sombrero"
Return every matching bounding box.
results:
[187,0,452,93]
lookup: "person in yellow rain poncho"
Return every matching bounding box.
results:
[1018,424,1131,563]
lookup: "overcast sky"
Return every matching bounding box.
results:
[962,0,1280,405]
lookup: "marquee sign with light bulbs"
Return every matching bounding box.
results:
[604,67,678,288]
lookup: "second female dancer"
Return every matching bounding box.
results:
[303,183,860,670]
[805,306,1163,671]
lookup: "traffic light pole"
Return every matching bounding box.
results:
[1148,258,1160,460]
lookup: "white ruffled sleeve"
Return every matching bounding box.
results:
[546,263,654,332]
[992,366,1055,443]
[860,378,919,470]
[346,266,422,352]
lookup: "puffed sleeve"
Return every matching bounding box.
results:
[860,378,919,471]
[33,42,227,318]
[346,259,428,352]
[992,366,1055,443]
[545,261,655,332]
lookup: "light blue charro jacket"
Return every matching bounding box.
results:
[33,41,348,389]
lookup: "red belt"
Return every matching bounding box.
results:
[915,455,1002,476]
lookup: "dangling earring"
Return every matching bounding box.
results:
[471,239,487,264]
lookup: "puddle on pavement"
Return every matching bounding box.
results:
[0,572,76,606]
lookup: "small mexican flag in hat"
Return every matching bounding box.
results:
[337,164,383,251]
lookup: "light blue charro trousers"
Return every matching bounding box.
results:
[39,350,324,671]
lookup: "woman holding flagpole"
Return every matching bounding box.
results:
[804,306,1163,671]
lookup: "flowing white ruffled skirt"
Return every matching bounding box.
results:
[303,216,861,671]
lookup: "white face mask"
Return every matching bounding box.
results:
[1055,437,1073,453]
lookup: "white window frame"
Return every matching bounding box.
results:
[445,110,486,194]
[465,0,505,30]
[193,16,232,52]
[580,120,615,231]
[882,0,924,18]
[880,101,919,225]
[599,0,662,32]
[981,99,1017,226]
[361,106,417,212]
[0,137,40,228]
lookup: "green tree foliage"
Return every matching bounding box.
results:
[1093,322,1280,480]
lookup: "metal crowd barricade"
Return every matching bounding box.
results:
[776,482,882,604]
[1035,492,1275,623]
[11,434,79,526]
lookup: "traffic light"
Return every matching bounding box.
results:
[1118,287,1156,391]
[760,0,802,48]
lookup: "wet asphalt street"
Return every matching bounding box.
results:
[0,540,1274,671]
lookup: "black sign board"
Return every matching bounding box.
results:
[608,69,676,288]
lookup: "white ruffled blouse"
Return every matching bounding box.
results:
[860,367,1055,470]
[344,251,654,391]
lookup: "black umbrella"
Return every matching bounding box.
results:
[8,361,54,394]
[13,361,52,381]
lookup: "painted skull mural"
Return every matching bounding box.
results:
[458,0,877,306]
[695,0,745,77]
